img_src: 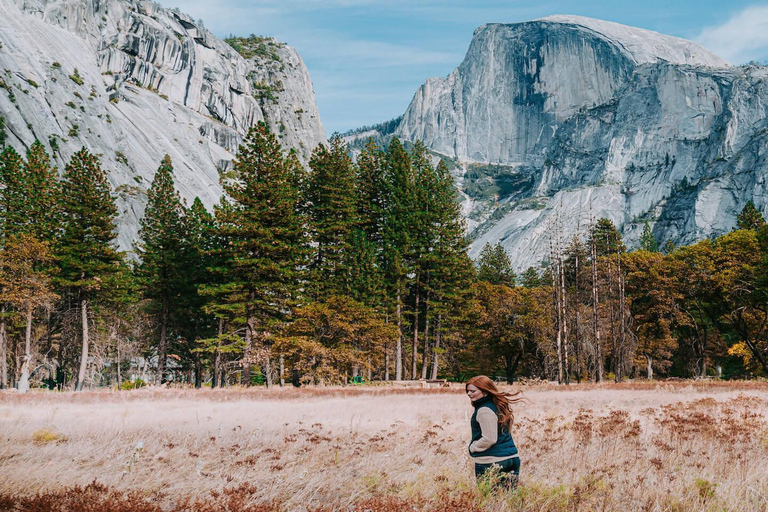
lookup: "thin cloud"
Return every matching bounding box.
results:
[696,5,768,64]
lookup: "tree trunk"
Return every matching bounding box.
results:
[157,295,169,385]
[574,251,581,384]
[617,252,626,382]
[194,348,202,389]
[421,306,430,380]
[552,261,563,384]
[591,238,602,382]
[264,353,273,388]
[411,282,419,380]
[559,256,569,385]
[505,352,522,382]
[395,284,402,381]
[646,355,653,380]
[0,307,8,390]
[608,255,617,381]
[279,352,285,387]
[75,298,89,392]
[116,337,122,390]
[18,309,33,393]
[384,342,390,381]
[243,296,255,386]
[430,316,441,380]
[698,323,709,377]
[212,318,223,389]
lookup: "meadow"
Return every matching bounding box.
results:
[0,381,767,511]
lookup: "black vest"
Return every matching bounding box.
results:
[469,395,518,458]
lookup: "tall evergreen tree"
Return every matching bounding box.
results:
[406,141,436,378]
[355,139,387,250]
[215,123,307,386]
[422,159,473,379]
[477,243,516,286]
[179,197,218,387]
[382,137,417,380]
[0,143,60,390]
[306,134,358,298]
[590,218,626,256]
[736,200,766,231]
[0,116,7,148]
[520,267,544,288]
[198,198,241,388]
[0,146,27,389]
[640,221,659,252]
[23,141,61,242]
[135,155,187,384]
[352,139,387,308]
[58,148,121,391]
[0,147,29,239]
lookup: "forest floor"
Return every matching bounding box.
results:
[1,380,767,511]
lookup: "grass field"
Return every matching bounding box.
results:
[1,381,767,511]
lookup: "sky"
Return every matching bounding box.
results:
[157,1,768,135]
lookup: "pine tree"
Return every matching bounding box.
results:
[135,155,187,384]
[590,218,626,256]
[58,148,121,391]
[0,143,60,391]
[306,134,358,298]
[422,159,473,379]
[0,116,7,148]
[352,139,387,310]
[381,137,417,380]
[198,198,241,388]
[0,146,29,239]
[355,139,387,250]
[520,267,543,288]
[0,146,27,389]
[477,243,516,286]
[407,141,436,378]
[23,141,61,242]
[215,123,307,386]
[640,222,659,252]
[179,197,218,387]
[736,200,766,231]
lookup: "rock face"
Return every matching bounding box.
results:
[0,0,325,251]
[392,15,768,270]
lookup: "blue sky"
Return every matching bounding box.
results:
[158,1,768,135]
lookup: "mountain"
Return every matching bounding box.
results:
[0,0,325,251]
[360,15,768,270]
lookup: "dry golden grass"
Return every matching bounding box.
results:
[0,381,767,511]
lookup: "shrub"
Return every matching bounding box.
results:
[32,428,66,444]
[69,68,84,85]
[115,151,129,166]
[120,378,146,390]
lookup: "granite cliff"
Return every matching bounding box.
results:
[373,16,768,270]
[0,0,325,250]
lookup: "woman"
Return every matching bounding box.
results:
[466,375,522,488]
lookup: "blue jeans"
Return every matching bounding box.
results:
[475,456,520,489]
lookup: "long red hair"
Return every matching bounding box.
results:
[465,375,524,428]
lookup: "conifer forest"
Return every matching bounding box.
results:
[1,124,767,393]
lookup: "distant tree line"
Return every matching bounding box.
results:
[1,126,766,391]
